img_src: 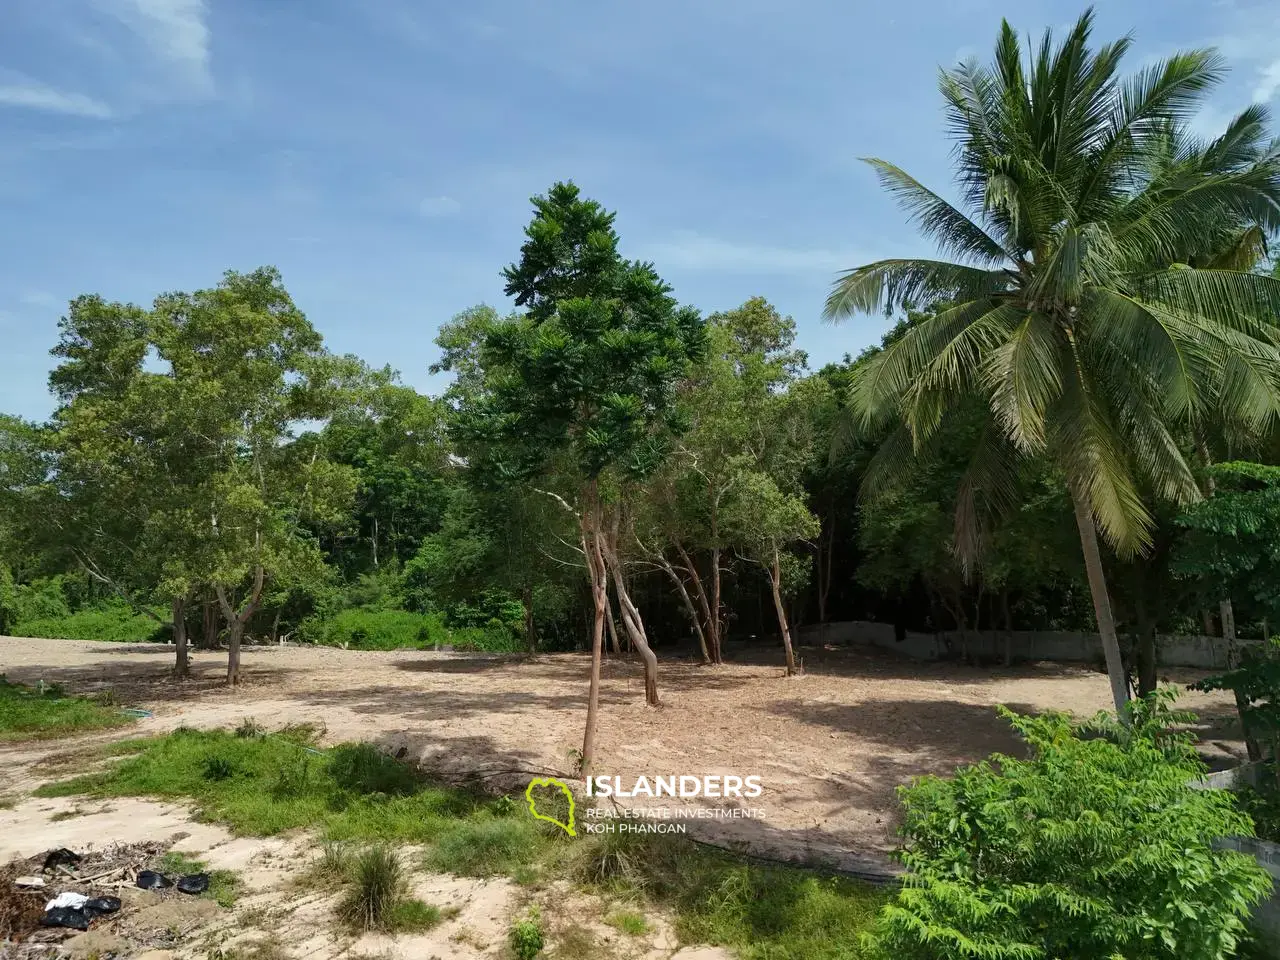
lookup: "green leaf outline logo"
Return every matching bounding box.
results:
[525,776,576,837]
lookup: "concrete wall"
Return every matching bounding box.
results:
[798,619,1260,670]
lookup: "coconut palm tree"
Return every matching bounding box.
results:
[826,8,1280,713]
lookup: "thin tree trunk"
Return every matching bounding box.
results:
[1001,589,1014,667]
[522,584,537,654]
[1070,487,1130,715]
[677,544,719,664]
[580,484,607,775]
[606,594,621,657]
[200,594,219,649]
[657,554,709,662]
[710,546,724,663]
[269,608,282,645]
[771,545,798,676]
[172,594,190,679]
[602,512,658,704]
[1134,589,1157,698]
[216,563,265,687]
[1221,598,1262,762]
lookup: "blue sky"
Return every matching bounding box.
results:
[2,0,1279,420]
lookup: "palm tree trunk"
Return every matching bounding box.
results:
[1070,487,1130,715]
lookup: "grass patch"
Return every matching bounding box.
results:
[509,906,545,959]
[605,908,649,935]
[570,831,888,960]
[35,727,887,957]
[0,675,132,742]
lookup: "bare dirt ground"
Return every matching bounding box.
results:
[0,634,1245,877]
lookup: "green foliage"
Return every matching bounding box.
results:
[605,909,649,935]
[297,607,444,650]
[1175,462,1280,626]
[423,817,543,877]
[11,600,169,643]
[0,675,132,741]
[864,693,1272,960]
[337,845,407,931]
[509,907,545,960]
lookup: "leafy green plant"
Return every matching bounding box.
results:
[1192,641,1280,777]
[864,693,1272,960]
[508,907,545,960]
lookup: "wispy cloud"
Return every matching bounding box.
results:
[642,231,862,275]
[419,196,461,218]
[0,78,113,118]
[1254,59,1280,103]
[98,0,213,92]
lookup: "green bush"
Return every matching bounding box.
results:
[297,608,445,650]
[0,675,132,741]
[864,690,1273,960]
[12,601,169,643]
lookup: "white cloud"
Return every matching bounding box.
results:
[99,0,212,92]
[642,231,863,275]
[0,79,113,118]
[419,196,461,217]
[1254,59,1280,103]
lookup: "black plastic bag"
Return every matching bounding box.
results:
[136,870,173,890]
[42,848,82,871]
[40,906,89,930]
[83,896,122,918]
[176,873,209,894]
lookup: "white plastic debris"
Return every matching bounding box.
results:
[14,875,46,889]
[45,891,89,911]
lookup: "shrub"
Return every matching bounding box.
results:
[509,907,545,960]
[297,608,445,650]
[12,601,169,643]
[864,690,1273,960]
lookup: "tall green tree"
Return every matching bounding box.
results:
[826,10,1280,712]
[454,182,704,770]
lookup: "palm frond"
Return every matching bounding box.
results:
[983,309,1067,451]
[862,159,1013,265]
[823,259,1011,320]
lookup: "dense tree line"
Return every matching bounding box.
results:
[4,9,1280,762]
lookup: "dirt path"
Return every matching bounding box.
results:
[0,635,1244,873]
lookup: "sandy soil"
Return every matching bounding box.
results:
[0,634,1245,876]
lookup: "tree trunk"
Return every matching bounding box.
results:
[580,485,607,775]
[1070,486,1130,715]
[522,583,537,655]
[172,595,190,679]
[771,546,798,676]
[710,546,724,664]
[606,595,621,657]
[601,512,658,704]
[1134,589,1157,698]
[1221,598,1262,762]
[215,563,265,688]
[677,544,719,664]
[657,554,709,663]
[200,595,220,649]
[1000,589,1014,667]
[269,608,282,645]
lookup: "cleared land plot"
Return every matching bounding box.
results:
[0,634,1244,869]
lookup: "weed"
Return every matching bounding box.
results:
[49,807,84,822]
[318,840,351,879]
[234,717,263,738]
[203,933,289,960]
[337,845,405,931]
[509,906,545,960]
[203,756,236,782]
[606,909,649,935]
